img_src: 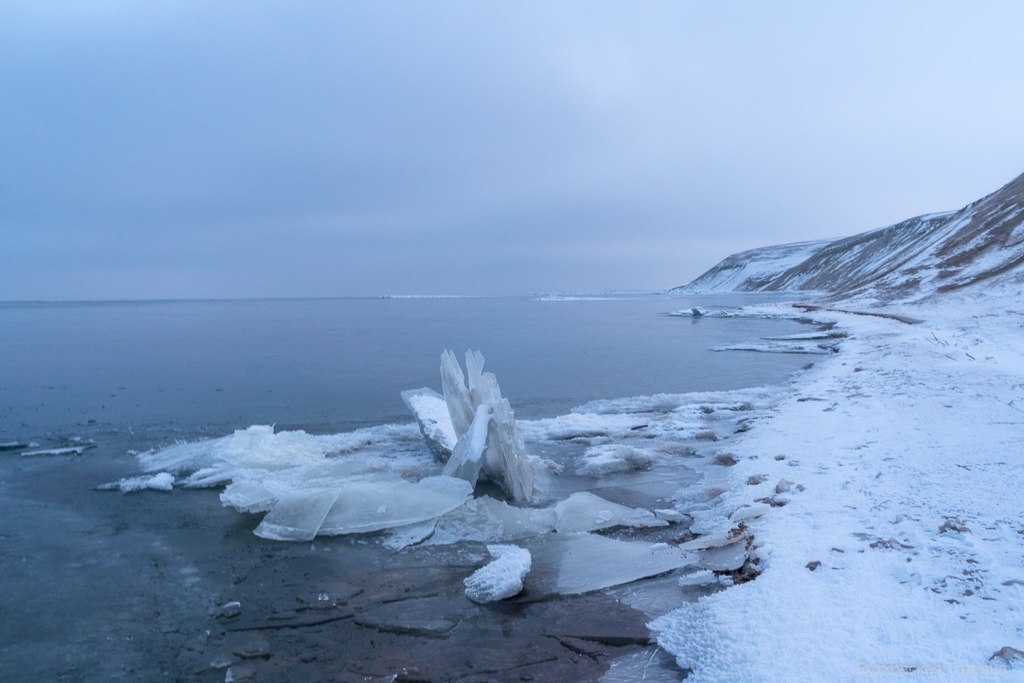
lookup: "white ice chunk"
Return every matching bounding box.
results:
[443,404,491,484]
[463,544,532,603]
[140,425,325,487]
[254,484,341,541]
[554,491,667,533]
[97,472,175,493]
[401,388,457,462]
[22,445,95,457]
[575,444,655,476]
[523,533,694,598]
[318,475,472,536]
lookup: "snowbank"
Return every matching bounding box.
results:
[652,297,1024,680]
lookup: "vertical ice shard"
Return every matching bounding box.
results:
[482,399,534,504]
[440,350,474,436]
[412,350,535,503]
[401,387,458,462]
[443,404,492,484]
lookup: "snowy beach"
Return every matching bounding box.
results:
[654,293,1024,681]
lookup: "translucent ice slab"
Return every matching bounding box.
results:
[318,475,473,536]
[254,484,341,541]
[522,533,695,598]
[554,492,668,534]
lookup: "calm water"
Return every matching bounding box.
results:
[1,294,807,441]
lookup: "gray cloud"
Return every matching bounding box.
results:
[2,1,1023,299]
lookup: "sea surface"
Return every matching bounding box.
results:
[1,293,808,442]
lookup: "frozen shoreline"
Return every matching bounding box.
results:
[652,293,1024,680]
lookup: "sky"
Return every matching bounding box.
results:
[2,1,1023,300]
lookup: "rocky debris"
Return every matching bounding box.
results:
[746,474,769,486]
[695,430,719,442]
[711,453,737,466]
[775,479,793,494]
[990,647,1024,667]
[939,517,971,534]
[806,561,821,571]
[869,538,914,550]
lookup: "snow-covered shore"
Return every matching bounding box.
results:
[652,293,1024,681]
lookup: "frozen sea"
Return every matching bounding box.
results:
[0,293,812,681]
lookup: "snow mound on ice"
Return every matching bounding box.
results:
[98,472,175,493]
[463,544,532,603]
[575,444,655,476]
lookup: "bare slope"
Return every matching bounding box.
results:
[675,171,1024,301]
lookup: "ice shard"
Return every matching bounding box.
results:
[443,404,491,484]
[401,388,457,462]
[412,350,535,503]
[254,484,342,541]
[481,399,534,504]
[440,350,474,436]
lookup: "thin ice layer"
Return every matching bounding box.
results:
[254,485,341,541]
[318,475,473,536]
[554,491,667,533]
[522,533,694,598]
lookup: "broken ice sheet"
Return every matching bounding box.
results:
[428,496,557,545]
[553,491,667,534]
[521,533,694,599]
[255,485,341,542]
[318,475,472,536]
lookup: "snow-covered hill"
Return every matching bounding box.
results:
[675,171,1024,302]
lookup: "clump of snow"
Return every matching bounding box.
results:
[575,444,654,476]
[97,472,175,493]
[463,544,532,603]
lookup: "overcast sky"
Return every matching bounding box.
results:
[2,1,1023,300]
